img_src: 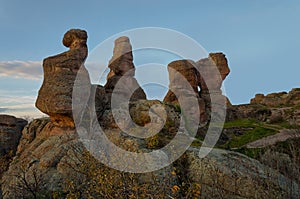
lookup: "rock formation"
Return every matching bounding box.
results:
[250,88,300,107]
[107,36,135,79]
[0,115,27,156]
[197,52,231,106]
[36,29,90,128]
[163,53,230,125]
[0,114,27,196]
[104,36,146,104]
[229,88,300,126]
[163,60,207,124]
[2,29,300,199]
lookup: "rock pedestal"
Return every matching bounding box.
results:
[104,36,146,104]
[35,29,90,128]
[107,36,135,79]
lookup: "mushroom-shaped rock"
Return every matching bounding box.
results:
[36,29,91,128]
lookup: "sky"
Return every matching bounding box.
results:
[0,0,299,118]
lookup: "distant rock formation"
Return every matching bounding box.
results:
[104,36,146,104]
[36,29,90,128]
[227,88,300,126]
[250,88,300,107]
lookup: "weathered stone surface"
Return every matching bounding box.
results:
[1,116,177,198]
[184,147,299,198]
[0,115,27,196]
[105,75,146,104]
[0,115,27,156]
[36,29,90,128]
[163,60,207,125]
[250,88,300,107]
[107,36,135,79]
[163,60,198,103]
[1,118,81,199]
[104,36,146,105]
[197,52,230,93]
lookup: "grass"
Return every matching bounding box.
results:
[221,119,280,149]
[225,127,277,148]
[276,121,300,129]
[223,119,258,128]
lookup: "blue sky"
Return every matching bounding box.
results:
[0,0,299,118]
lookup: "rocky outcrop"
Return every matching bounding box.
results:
[228,88,300,126]
[0,115,27,156]
[183,147,299,198]
[36,29,90,128]
[250,88,300,107]
[0,115,27,197]
[104,36,146,104]
[1,118,82,198]
[163,60,199,103]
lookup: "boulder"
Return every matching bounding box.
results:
[36,29,91,128]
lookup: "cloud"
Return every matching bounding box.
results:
[0,60,42,80]
[0,94,44,118]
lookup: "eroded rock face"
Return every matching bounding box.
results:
[107,36,135,79]
[163,60,207,124]
[163,60,198,103]
[36,29,90,128]
[163,54,230,125]
[0,115,27,194]
[250,88,300,107]
[0,115,27,156]
[197,52,230,94]
[104,36,146,104]
[1,118,81,199]
[184,147,299,198]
